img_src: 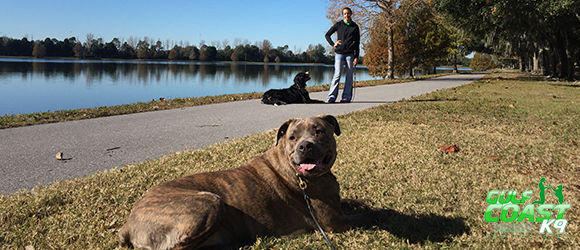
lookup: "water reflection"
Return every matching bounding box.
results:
[0,58,378,115]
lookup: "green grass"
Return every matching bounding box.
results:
[0,73,447,129]
[1,72,579,249]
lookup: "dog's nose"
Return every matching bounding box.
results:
[298,141,313,153]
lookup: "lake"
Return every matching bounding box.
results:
[0,58,469,116]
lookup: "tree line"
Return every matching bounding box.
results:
[0,36,335,64]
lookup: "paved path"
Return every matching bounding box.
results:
[0,74,485,194]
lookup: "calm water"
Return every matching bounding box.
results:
[0,58,469,116]
[0,58,381,115]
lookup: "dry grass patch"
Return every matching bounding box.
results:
[1,72,579,249]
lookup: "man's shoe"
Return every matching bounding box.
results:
[340,99,350,103]
[327,97,336,103]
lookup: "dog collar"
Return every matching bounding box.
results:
[297,174,307,189]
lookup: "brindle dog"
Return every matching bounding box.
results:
[119,115,385,250]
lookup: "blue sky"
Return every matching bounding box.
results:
[1,0,339,53]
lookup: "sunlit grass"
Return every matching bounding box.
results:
[1,72,578,249]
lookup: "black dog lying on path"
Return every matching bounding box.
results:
[262,72,324,105]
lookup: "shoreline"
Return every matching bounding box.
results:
[0,73,454,129]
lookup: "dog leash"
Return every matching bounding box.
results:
[297,175,336,250]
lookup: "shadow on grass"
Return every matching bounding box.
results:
[550,83,580,88]
[345,98,458,104]
[403,98,458,103]
[342,201,469,244]
[512,76,549,82]
[491,74,580,83]
[378,210,469,244]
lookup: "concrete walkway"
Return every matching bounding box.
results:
[0,74,485,194]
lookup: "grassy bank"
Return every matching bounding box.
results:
[1,72,579,249]
[0,74,447,129]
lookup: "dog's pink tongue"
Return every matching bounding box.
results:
[298,163,317,173]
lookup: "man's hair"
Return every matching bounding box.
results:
[342,7,353,14]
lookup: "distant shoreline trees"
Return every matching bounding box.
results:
[0,35,334,64]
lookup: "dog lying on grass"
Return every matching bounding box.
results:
[119,115,387,250]
[261,72,324,105]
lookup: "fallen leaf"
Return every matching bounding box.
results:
[107,219,117,229]
[530,241,543,248]
[509,104,515,108]
[516,169,531,175]
[487,156,499,161]
[55,152,63,160]
[439,144,460,153]
[571,139,577,146]
[25,246,35,250]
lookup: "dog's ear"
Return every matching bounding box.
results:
[295,73,309,89]
[318,115,341,136]
[293,74,302,86]
[276,119,294,146]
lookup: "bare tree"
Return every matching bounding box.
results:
[85,33,95,54]
[233,38,243,47]
[73,42,87,58]
[221,39,230,50]
[211,40,221,50]
[261,39,273,62]
[85,33,95,46]
[165,39,174,51]
[294,45,302,54]
[127,36,138,50]
[32,43,46,58]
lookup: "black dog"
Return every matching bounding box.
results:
[262,72,324,105]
